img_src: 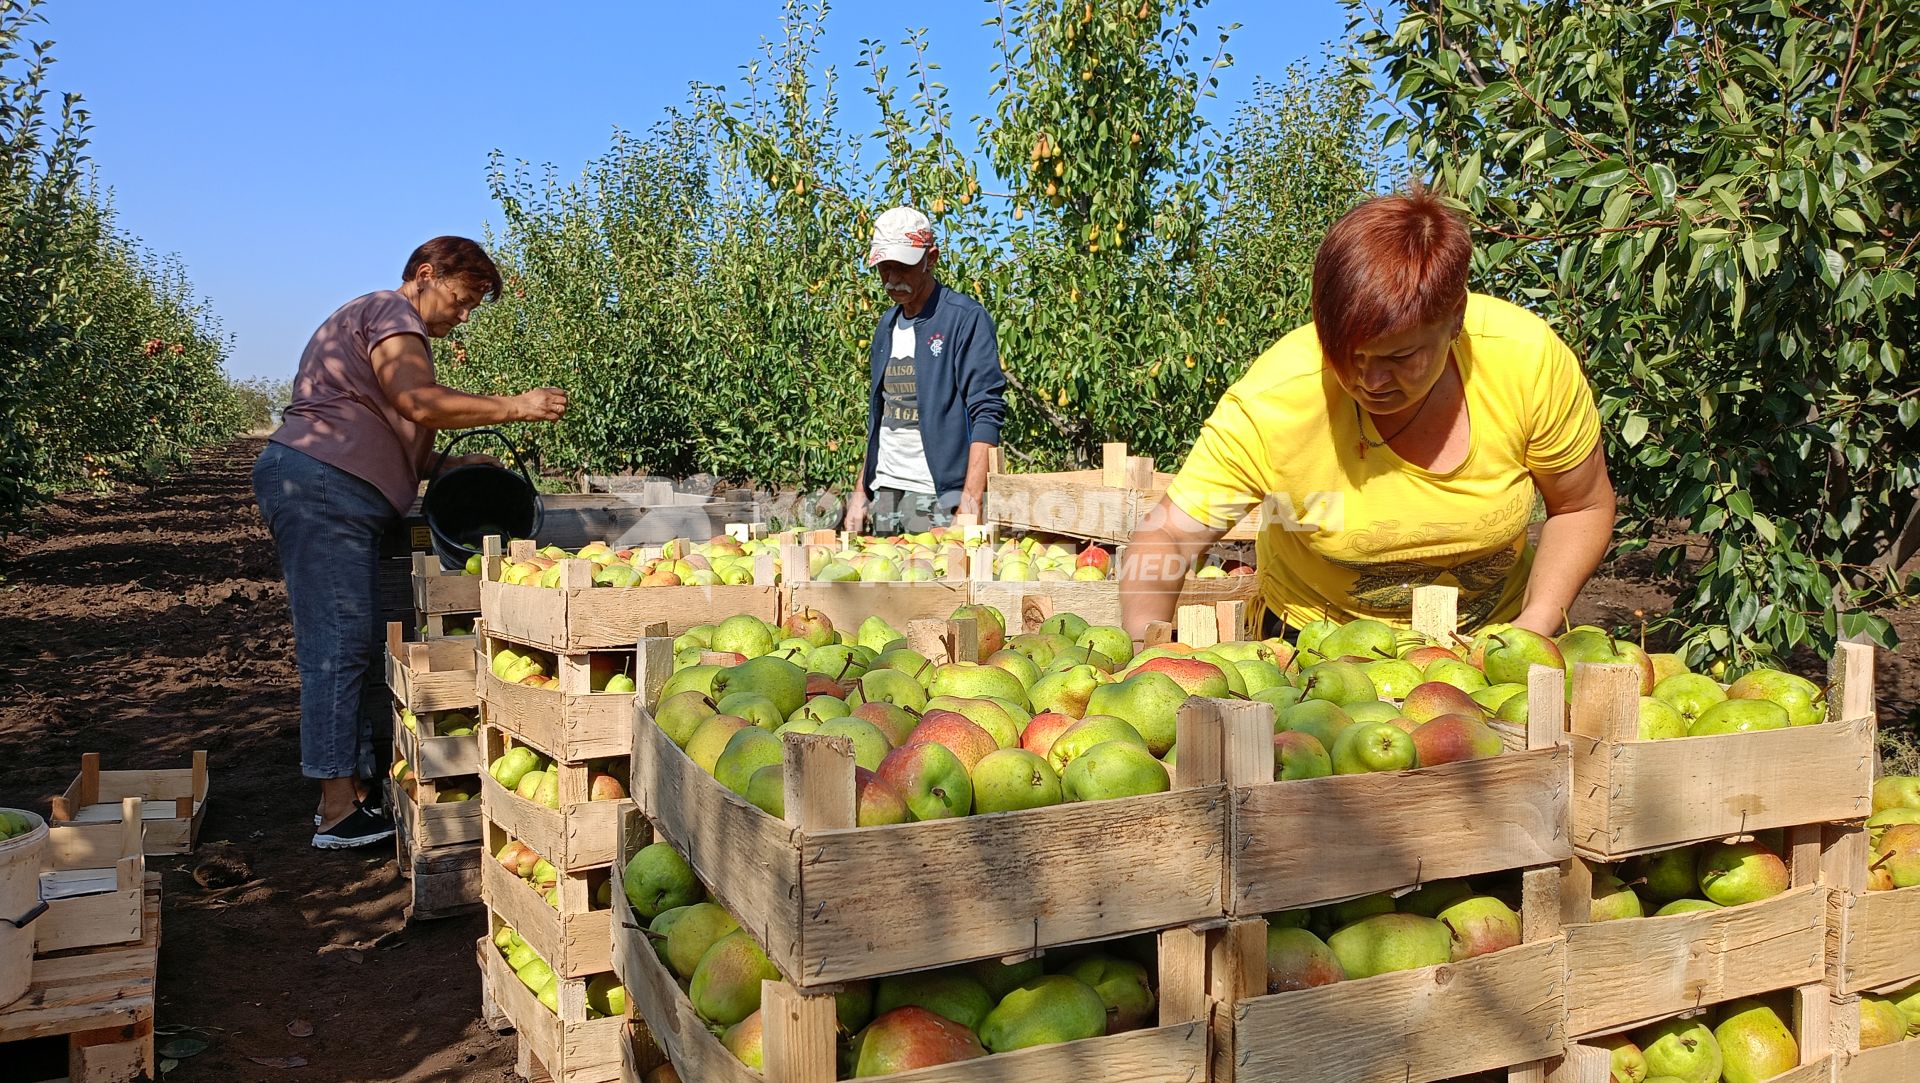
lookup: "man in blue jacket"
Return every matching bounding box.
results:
[844,206,1008,536]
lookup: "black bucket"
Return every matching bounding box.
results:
[421,429,544,570]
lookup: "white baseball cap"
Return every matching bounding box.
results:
[866,206,936,268]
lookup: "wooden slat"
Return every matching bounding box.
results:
[1229,747,1570,914]
[1837,1038,1920,1082]
[785,582,969,638]
[476,665,631,762]
[797,786,1227,986]
[481,578,779,652]
[885,1024,1207,1083]
[985,469,1262,545]
[1,876,158,1044]
[966,576,1257,630]
[1828,883,1920,994]
[761,981,837,1083]
[1563,884,1828,1036]
[1218,937,1566,1083]
[1410,585,1457,643]
[479,853,611,980]
[1570,715,1876,858]
[474,741,622,871]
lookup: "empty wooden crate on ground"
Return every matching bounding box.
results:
[36,798,145,954]
[0,872,160,1083]
[51,752,207,856]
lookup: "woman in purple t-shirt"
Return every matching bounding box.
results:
[254,237,568,849]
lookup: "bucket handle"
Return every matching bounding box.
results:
[424,428,545,539]
[2,900,47,930]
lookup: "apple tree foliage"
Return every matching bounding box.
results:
[1347,0,1918,661]
[447,0,1381,493]
[0,1,241,518]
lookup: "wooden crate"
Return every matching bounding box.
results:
[1566,645,1875,860]
[394,772,482,849]
[971,574,1259,634]
[0,872,159,1083]
[1835,1038,1920,1081]
[478,935,623,1083]
[391,779,481,921]
[1559,829,1832,1038]
[480,537,780,652]
[385,621,479,715]
[395,703,482,781]
[985,442,1262,545]
[1551,983,1838,1083]
[630,627,1231,990]
[1198,864,1566,1083]
[477,724,628,873]
[476,630,644,763]
[481,818,613,980]
[414,552,482,618]
[1220,661,1569,916]
[610,808,1212,1083]
[50,751,206,856]
[35,798,145,954]
[1828,874,1920,996]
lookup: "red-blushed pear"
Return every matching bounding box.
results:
[721,1010,764,1069]
[1029,664,1106,719]
[1436,895,1522,961]
[1481,628,1565,686]
[1327,913,1453,978]
[1872,824,1920,889]
[875,742,973,820]
[924,696,1020,749]
[1401,681,1485,724]
[1402,644,1462,668]
[850,701,918,748]
[972,748,1063,813]
[804,674,850,700]
[1020,711,1079,759]
[495,840,535,874]
[1265,926,1347,992]
[1077,544,1112,574]
[1273,730,1332,780]
[589,773,628,800]
[1046,715,1148,773]
[1131,655,1232,697]
[1700,839,1792,907]
[1713,1000,1799,1083]
[1061,740,1170,801]
[1084,671,1187,755]
[907,711,999,771]
[1410,714,1506,767]
[782,607,837,649]
[852,767,910,827]
[849,1006,988,1076]
[1331,720,1419,774]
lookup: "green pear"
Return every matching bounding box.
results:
[966,957,1046,1001]
[874,970,995,1031]
[851,668,929,714]
[653,691,719,746]
[1327,913,1452,978]
[690,930,780,1027]
[1653,673,1726,723]
[1654,899,1723,916]
[1698,840,1789,905]
[1860,995,1909,1048]
[1062,740,1170,801]
[857,615,905,653]
[685,714,751,774]
[1636,1018,1722,1083]
[622,842,704,920]
[710,614,775,658]
[1084,671,1188,755]
[1713,999,1798,1083]
[715,690,782,730]
[1045,715,1147,773]
[1589,871,1646,921]
[1298,661,1377,705]
[1397,879,1475,918]
[1061,954,1157,1033]
[1319,619,1397,662]
[971,748,1063,813]
[1726,669,1825,726]
[1637,696,1690,740]
[816,718,894,771]
[745,764,785,817]
[712,656,807,717]
[978,975,1109,1053]
[1593,1035,1648,1083]
[659,663,723,702]
[1688,699,1789,736]
[1636,847,1700,903]
[714,726,783,795]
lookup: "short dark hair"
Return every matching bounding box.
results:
[402,236,504,302]
[1311,183,1472,377]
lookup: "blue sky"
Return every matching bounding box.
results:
[39,1,1356,379]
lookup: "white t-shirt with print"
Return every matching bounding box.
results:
[871,315,936,494]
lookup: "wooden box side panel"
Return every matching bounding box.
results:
[479,936,563,1068]
[1837,1039,1920,1082]
[1222,938,1566,1083]
[969,576,1258,632]
[1830,886,1920,995]
[567,585,781,647]
[413,797,482,848]
[411,731,482,779]
[1230,747,1570,914]
[476,766,617,872]
[885,1023,1207,1083]
[613,890,762,1083]
[632,715,803,980]
[1564,884,1827,1037]
[35,857,144,952]
[418,573,481,615]
[984,475,1146,544]
[1576,717,1874,857]
[477,671,631,762]
[481,580,571,650]
[480,856,611,980]
[799,788,1226,985]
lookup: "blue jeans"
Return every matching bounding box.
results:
[253,442,395,780]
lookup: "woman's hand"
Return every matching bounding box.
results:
[513,388,569,422]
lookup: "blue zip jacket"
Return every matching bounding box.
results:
[861,281,1007,510]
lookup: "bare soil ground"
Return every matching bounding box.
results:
[0,438,513,1082]
[0,438,1910,1082]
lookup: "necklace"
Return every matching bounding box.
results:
[1354,364,1449,460]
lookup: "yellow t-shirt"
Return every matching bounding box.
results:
[1165,293,1600,632]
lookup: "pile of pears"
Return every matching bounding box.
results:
[400,707,476,738]
[496,836,614,912]
[1595,979,1920,1083]
[1867,775,1920,891]
[1261,878,1526,994]
[486,741,627,810]
[621,841,1163,1076]
[1583,836,1793,922]
[490,923,625,1019]
[0,809,37,842]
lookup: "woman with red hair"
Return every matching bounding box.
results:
[1121,187,1615,638]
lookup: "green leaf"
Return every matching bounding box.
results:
[1621,413,1649,446]
[1579,159,1631,188]
[1646,162,1677,205]
[1832,207,1866,233]
[1727,490,1754,519]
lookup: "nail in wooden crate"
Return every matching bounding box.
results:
[631,623,1230,990]
[1565,645,1875,861]
[36,798,145,953]
[50,751,207,856]
[479,537,779,652]
[610,807,1212,1083]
